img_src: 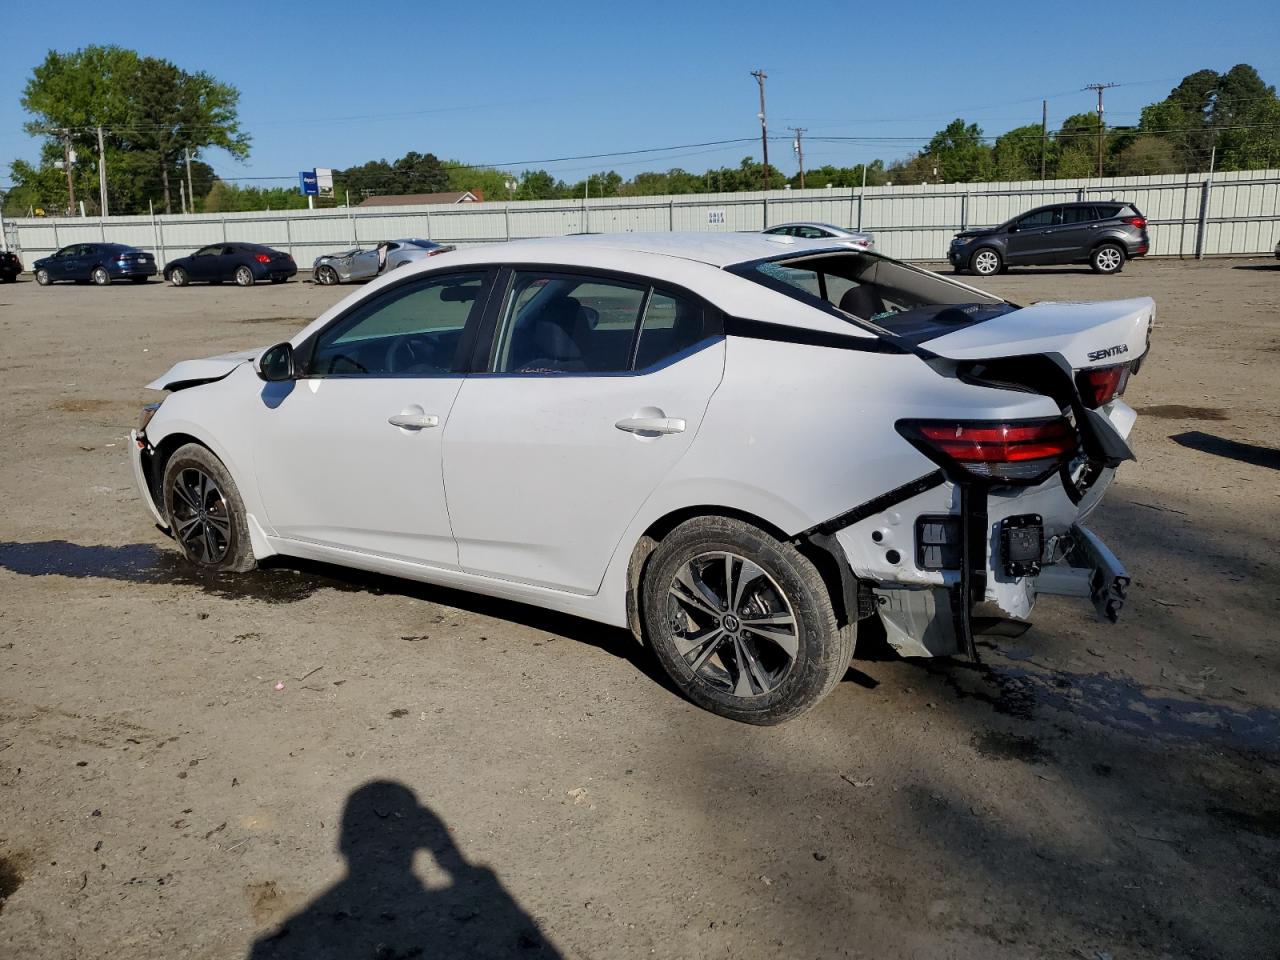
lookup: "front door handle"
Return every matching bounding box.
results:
[388,413,439,430]
[615,416,685,435]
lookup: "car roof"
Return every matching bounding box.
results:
[445,232,839,269]
[770,222,853,233]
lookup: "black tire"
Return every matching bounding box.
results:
[91,265,111,286]
[169,266,189,287]
[131,276,148,284]
[162,443,256,574]
[969,246,1003,277]
[35,268,52,286]
[1090,243,1125,274]
[0,273,15,283]
[641,516,854,725]
[234,265,255,287]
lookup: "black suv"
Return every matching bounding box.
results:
[949,201,1149,276]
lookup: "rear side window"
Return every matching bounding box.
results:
[491,272,711,374]
[634,291,706,369]
[1060,206,1095,224]
[1094,204,1123,219]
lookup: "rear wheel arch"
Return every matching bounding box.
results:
[622,506,857,644]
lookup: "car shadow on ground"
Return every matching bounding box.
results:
[244,779,563,959]
[1230,263,1280,270]
[0,538,676,690]
[1171,431,1280,470]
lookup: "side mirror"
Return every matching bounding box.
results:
[256,342,296,382]
[1006,223,1018,233]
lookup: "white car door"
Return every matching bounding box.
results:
[251,269,492,566]
[443,269,724,593]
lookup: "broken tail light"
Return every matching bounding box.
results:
[1076,364,1131,408]
[897,417,1078,484]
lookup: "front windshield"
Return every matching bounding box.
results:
[732,250,1014,342]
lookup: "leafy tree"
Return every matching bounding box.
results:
[14,45,248,215]
[992,124,1050,181]
[923,119,993,182]
[1113,135,1179,176]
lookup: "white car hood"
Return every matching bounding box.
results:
[924,297,1155,369]
[146,348,263,391]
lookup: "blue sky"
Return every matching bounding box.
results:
[2,0,1277,188]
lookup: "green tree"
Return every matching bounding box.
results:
[992,124,1049,181]
[923,119,993,182]
[14,45,249,215]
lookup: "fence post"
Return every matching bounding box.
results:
[425,206,431,240]
[0,207,8,253]
[52,220,59,252]
[221,213,228,243]
[1195,177,1212,260]
[762,194,768,229]
[857,191,864,232]
[961,193,969,230]
[669,197,675,231]
[284,214,292,259]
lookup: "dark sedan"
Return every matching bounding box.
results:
[164,243,297,287]
[34,243,157,286]
[0,250,22,283]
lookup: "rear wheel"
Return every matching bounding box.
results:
[234,265,255,287]
[969,247,1003,277]
[35,268,52,286]
[91,266,111,285]
[641,516,854,725]
[315,265,340,285]
[169,267,189,287]
[162,443,256,573]
[1091,243,1125,274]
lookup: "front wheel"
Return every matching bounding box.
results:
[315,265,340,285]
[162,443,257,573]
[969,246,1003,277]
[234,265,255,286]
[169,266,189,287]
[91,266,111,285]
[641,516,854,725]
[1091,243,1125,274]
[35,268,52,286]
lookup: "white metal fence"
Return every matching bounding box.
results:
[3,168,1278,266]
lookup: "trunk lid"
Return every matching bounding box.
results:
[922,297,1154,370]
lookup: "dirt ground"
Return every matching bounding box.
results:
[0,254,1277,960]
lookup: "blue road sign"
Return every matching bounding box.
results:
[298,170,319,196]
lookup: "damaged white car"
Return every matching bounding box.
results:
[131,233,1151,724]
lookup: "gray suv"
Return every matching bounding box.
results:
[949,201,1150,276]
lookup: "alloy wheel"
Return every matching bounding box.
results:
[666,551,799,698]
[235,266,253,286]
[972,249,1000,275]
[92,266,110,285]
[1096,247,1123,272]
[170,467,233,564]
[36,268,50,286]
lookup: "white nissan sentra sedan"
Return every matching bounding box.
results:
[130,233,1152,724]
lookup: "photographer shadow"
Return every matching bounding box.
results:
[248,780,561,959]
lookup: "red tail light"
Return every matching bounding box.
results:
[1123,216,1146,229]
[254,254,271,263]
[1076,364,1130,408]
[897,418,1077,483]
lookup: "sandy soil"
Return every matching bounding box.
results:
[0,255,1277,960]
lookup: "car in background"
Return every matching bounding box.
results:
[0,250,22,283]
[950,201,1149,276]
[130,233,1151,725]
[764,222,876,250]
[312,238,454,285]
[33,243,157,286]
[164,243,297,287]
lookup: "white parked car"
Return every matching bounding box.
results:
[131,233,1152,724]
[764,222,876,250]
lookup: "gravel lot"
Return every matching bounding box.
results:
[1,255,1278,960]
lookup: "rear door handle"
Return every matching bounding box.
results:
[615,416,686,435]
[388,413,440,430]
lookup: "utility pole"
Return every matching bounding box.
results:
[789,127,806,188]
[1040,100,1047,180]
[97,126,109,218]
[1084,82,1118,178]
[184,147,196,213]
[751,69,769,190]
[61,129,77,216]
